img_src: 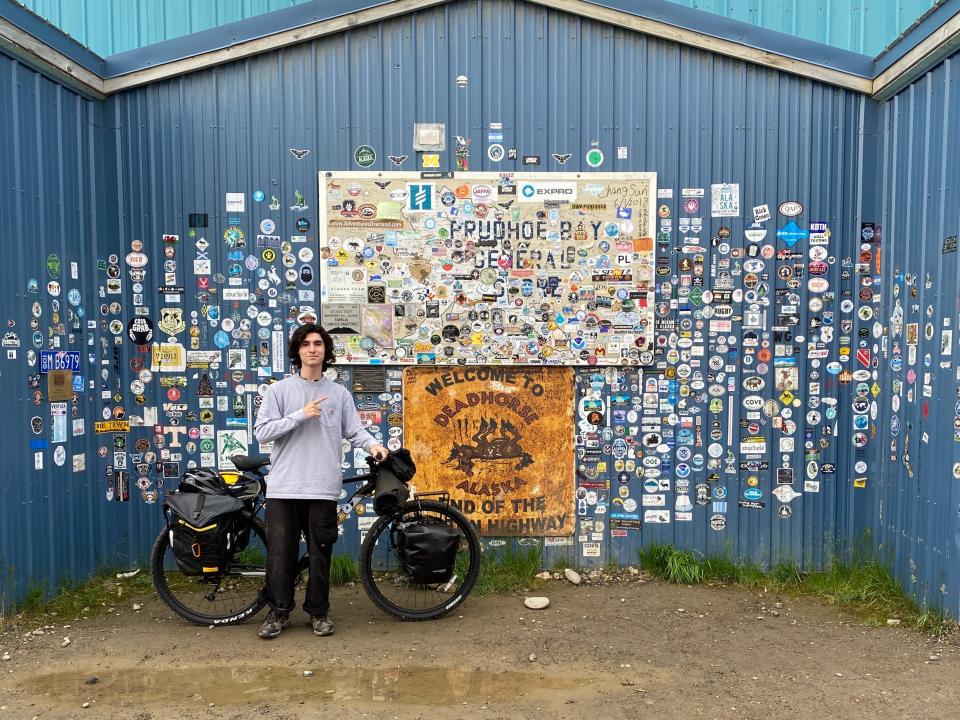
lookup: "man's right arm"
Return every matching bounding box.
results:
[253,384,308,445]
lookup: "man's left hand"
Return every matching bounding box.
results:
[370,444,389,461]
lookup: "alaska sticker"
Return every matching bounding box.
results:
[710,183,739,217]
[354,145,376,168]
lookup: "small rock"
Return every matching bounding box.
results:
[774,602,783,609]
[528,653,537,662]
[535,571,552,581]
[676,608,686,613]
[81,702,90,708]
[771,610,780,617]
[621,679,635,686]
[132,604,142,611]
[524,597,550,610]
[61,637,71,647]
[31,629,44,636]
[835,673,843,677]
[2,653,10,661]
[886,619,901,626]
[84,677,98,685]
[303,670,314,677]
[564,569,581,585]
[929,655,940,662]
[629,567,639,575]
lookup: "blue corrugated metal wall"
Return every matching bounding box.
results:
[0,49,139,608]
[4,0,958,619]
[663,0,937,56]
[873,49,960,618]
[103,0,869,582]
[13,0,938,58]
[14,0,317,56]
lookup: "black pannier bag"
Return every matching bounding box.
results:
[164,492,246,576]
[394,518,461,584]
[372,448,417,516]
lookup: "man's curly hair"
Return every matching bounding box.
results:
[288,323,336,373]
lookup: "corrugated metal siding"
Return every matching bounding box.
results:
[104,0,869,583]
[663,0,937,56]
[14,0,318,56]
[13,0,940,58]
[0,50,139,608]
[874,50,960,618]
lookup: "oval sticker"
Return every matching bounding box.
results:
[779,201,803,217]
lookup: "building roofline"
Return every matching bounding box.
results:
[1,0,958,100]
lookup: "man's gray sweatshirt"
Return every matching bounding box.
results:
[253,374,376,500]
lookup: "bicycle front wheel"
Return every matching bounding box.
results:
[359,500,481,621]
[150,516,268,625]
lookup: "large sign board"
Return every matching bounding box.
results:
[403,366,574,536]
[319,172,656,365]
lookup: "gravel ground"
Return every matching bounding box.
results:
[1,570,957,719]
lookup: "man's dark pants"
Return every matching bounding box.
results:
[263,498,338,618]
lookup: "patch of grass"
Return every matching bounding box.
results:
[639,544,703,584]
[329,555,357,587]
[637,544,958,638]
[636,543,674,578]
[702,555,741,584]
[0,569,155,632]
[665,550,703,584]
[473,545,542,596]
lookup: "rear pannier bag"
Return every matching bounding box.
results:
[165,492,245,576]
[395,519,461,584]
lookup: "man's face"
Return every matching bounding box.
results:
[298,332,326,369]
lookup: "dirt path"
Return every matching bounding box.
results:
[2,574,957,720]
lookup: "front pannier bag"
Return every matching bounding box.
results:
[164,492,245,575]
[395,519,461,584]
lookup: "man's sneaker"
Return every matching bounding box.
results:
[258,610,290,639]
[311,615,335,636]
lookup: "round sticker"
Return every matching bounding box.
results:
[585,148,604,168]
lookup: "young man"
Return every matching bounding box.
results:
[253,323,388,639]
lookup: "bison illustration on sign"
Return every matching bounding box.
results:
[444,417,534,477]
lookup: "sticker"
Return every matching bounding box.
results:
[585,147,604,168]
[354,145,376,168]
[778,201,803,217]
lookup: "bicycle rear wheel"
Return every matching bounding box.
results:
[151,516,268,625]
[359,499,481,620]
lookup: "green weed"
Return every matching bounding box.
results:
[1,570,154,632]
[473,545,543,596]
[637,543,958,638]
[329,555,357,587]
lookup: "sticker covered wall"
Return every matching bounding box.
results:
[319,172,657,365]
[95,0,871,599]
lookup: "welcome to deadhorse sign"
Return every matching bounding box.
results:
[403,366,573,536]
